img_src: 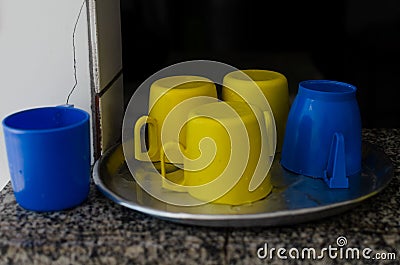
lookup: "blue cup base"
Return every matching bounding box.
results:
[13,187,90,212]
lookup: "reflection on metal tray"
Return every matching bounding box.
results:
[93,142,393,227]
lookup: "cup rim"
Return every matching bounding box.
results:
[2,106,90,134]
[224,69,286,83]
[151,75,214,90]
[298,80,356,100]
[187,101,262,123]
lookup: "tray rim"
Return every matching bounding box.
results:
[92,142,394,227]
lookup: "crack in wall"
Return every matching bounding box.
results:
[66,0,86,105]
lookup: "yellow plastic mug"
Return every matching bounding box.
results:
[222,69,289,152]
[134,75,218,162]
[160,101,275,205]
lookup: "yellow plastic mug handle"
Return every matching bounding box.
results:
[134,115,158,161]
[248,110,275,192]
[160,141,186,192]
[263,110,276,157]
[159,141,184,177]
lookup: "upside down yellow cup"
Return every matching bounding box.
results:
[222,69,289,152]
[161,101,276,205]
[134,75,218,163]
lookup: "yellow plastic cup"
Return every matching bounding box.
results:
[222,69,289,152]
[134,75,218,162]
[160,101,275,205]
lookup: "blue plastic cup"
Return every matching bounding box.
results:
[2,106,91,211]
[280,80,362,188]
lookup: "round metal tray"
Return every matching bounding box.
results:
[93,142,393,227]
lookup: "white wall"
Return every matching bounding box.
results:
[0,0,92,191]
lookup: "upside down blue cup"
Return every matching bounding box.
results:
[2,106,91,211]
[280,80,362,188]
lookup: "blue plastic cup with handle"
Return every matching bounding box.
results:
[280,80,362,188]
[2,106,91,211]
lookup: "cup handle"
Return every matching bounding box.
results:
[263,110,276,157]
[159,141,184,177]
[134,115,158,161]
[159,141,186,192]
[323,132,348,188]
[248,110,275,192]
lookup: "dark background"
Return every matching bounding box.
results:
[120,0,400,128]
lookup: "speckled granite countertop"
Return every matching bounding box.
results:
[0,128,399,265]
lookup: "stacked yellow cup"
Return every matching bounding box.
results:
[134,69,288,205]
[222,69,290,152]
[160,101,275,205]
